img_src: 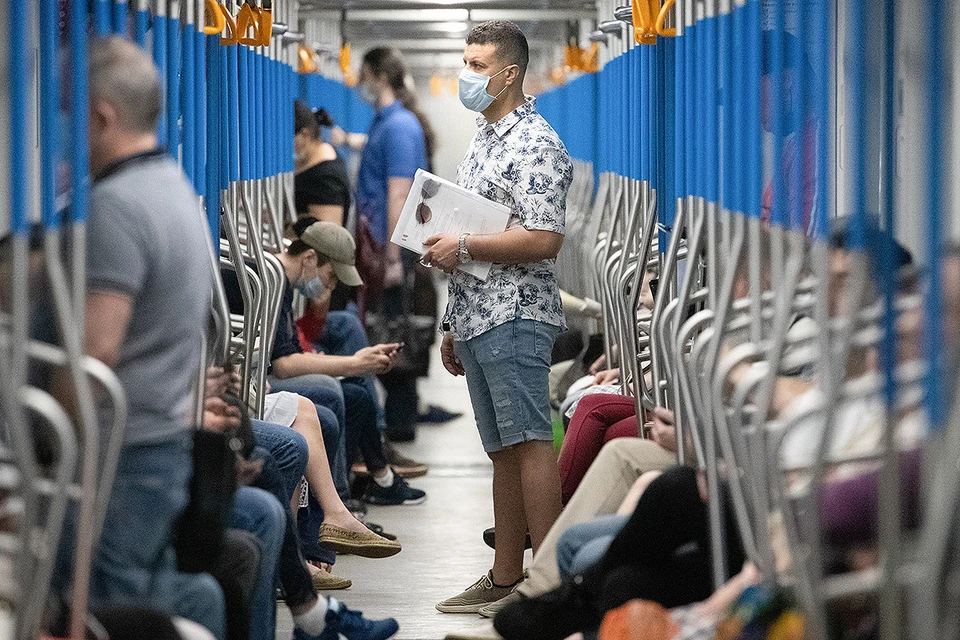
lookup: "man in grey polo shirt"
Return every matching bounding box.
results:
[62,37,224,637]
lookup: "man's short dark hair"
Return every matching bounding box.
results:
[466,20,529,73]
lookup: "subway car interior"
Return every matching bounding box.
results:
[1,1,960,639]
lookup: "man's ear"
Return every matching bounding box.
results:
[504,64,521,86]
[90,98,116,132]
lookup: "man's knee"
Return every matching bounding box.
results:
[601,437,670,471]
[232,488,286,554]
[329,309,366,337]
[171,573,226,640]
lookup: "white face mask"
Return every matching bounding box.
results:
[458,65,513,112]
[357,82,377,106]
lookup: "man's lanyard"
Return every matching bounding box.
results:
[93,147,167,184]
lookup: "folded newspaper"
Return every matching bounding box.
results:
[390,169,510,281]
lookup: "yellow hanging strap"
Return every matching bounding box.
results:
[255,1,272,46]
[656,0,677,37]
[219,2,238,43]
[298,44,318,74]
[204,0,225,35]
[631,0,659,44]
[581,42,600,73]
[339,42,351,75]
[233,3,260,47]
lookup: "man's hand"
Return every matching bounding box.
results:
[203,396,242,433]
[593,368,620,386]
[205,366,240,399]
[440,332,464,376]
[353,345,397,375]
[588,354,607,375]
[384,259,404,288]
[422,234,460,274]
[649,406,678,453]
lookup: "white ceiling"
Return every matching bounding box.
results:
[297,1,600,77]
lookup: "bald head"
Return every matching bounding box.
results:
[89,37,162,134]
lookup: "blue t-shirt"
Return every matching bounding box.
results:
[355,100,428,246]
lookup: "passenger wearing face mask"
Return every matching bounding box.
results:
[354,47,446,445]
[424,21,574,616]
[270,219,427,507]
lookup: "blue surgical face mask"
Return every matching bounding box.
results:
[297,276,325,299]
[458,65,513,112]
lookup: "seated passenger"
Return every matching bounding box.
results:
[204,368,399,640]
[493,226,924,640]
[51,36,224,638]
[271,219,426,506]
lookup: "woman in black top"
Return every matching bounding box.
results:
[294,101,350,225]
[294,101,355,311]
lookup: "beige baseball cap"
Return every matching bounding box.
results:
[299,221,364,287]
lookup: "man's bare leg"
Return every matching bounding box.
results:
[514,440,562,554]
[490,447,528,586]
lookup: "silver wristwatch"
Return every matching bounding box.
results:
[457,233,473,265]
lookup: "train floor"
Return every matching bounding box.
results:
[277,348,532,640]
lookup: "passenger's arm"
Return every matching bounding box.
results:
[423,145,571,271]
[386,177,413,263]
[83,290,134,368]
[466,228,564,264]
[422,227,563,272]
[51,289,133,418]
[306,204,345,225]
[271,345,396,379]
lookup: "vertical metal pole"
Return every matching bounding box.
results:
[876,1,902,639]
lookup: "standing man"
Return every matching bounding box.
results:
[354,47,433,444]
[424,21,573,614]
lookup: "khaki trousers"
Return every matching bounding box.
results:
[518,437,678,597]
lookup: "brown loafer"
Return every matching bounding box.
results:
[310,566,352,591]
[318,522,402,558]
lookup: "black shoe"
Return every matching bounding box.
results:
[493,578,598,640]
[384,427,416,443]
[483,527,533,551]
[365,521,398,541]
[343,498,368,519]
[418,404,464,424]
[363,474,427,506]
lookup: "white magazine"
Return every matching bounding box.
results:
[390,169,511,281]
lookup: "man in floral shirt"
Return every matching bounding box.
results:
[421,20,574,615]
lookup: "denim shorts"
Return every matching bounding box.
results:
[454,319,560,453]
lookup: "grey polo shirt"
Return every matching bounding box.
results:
[87,151,213,446]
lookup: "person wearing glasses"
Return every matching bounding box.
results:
[421,21,574,615]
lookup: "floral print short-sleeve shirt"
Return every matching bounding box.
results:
[444,96,574,342]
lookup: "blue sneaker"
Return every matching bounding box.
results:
[293,600,399,640]
[324,601,399,640]
[363,474,427,506]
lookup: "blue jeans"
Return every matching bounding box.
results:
[267,374,349,500]
[318,310,387,432]
[251,450,323,605]
[57,435,226,640]
[251,420,308,500]
[231,487,286,640]
[454,319,560,453]
[556,513,630,580]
